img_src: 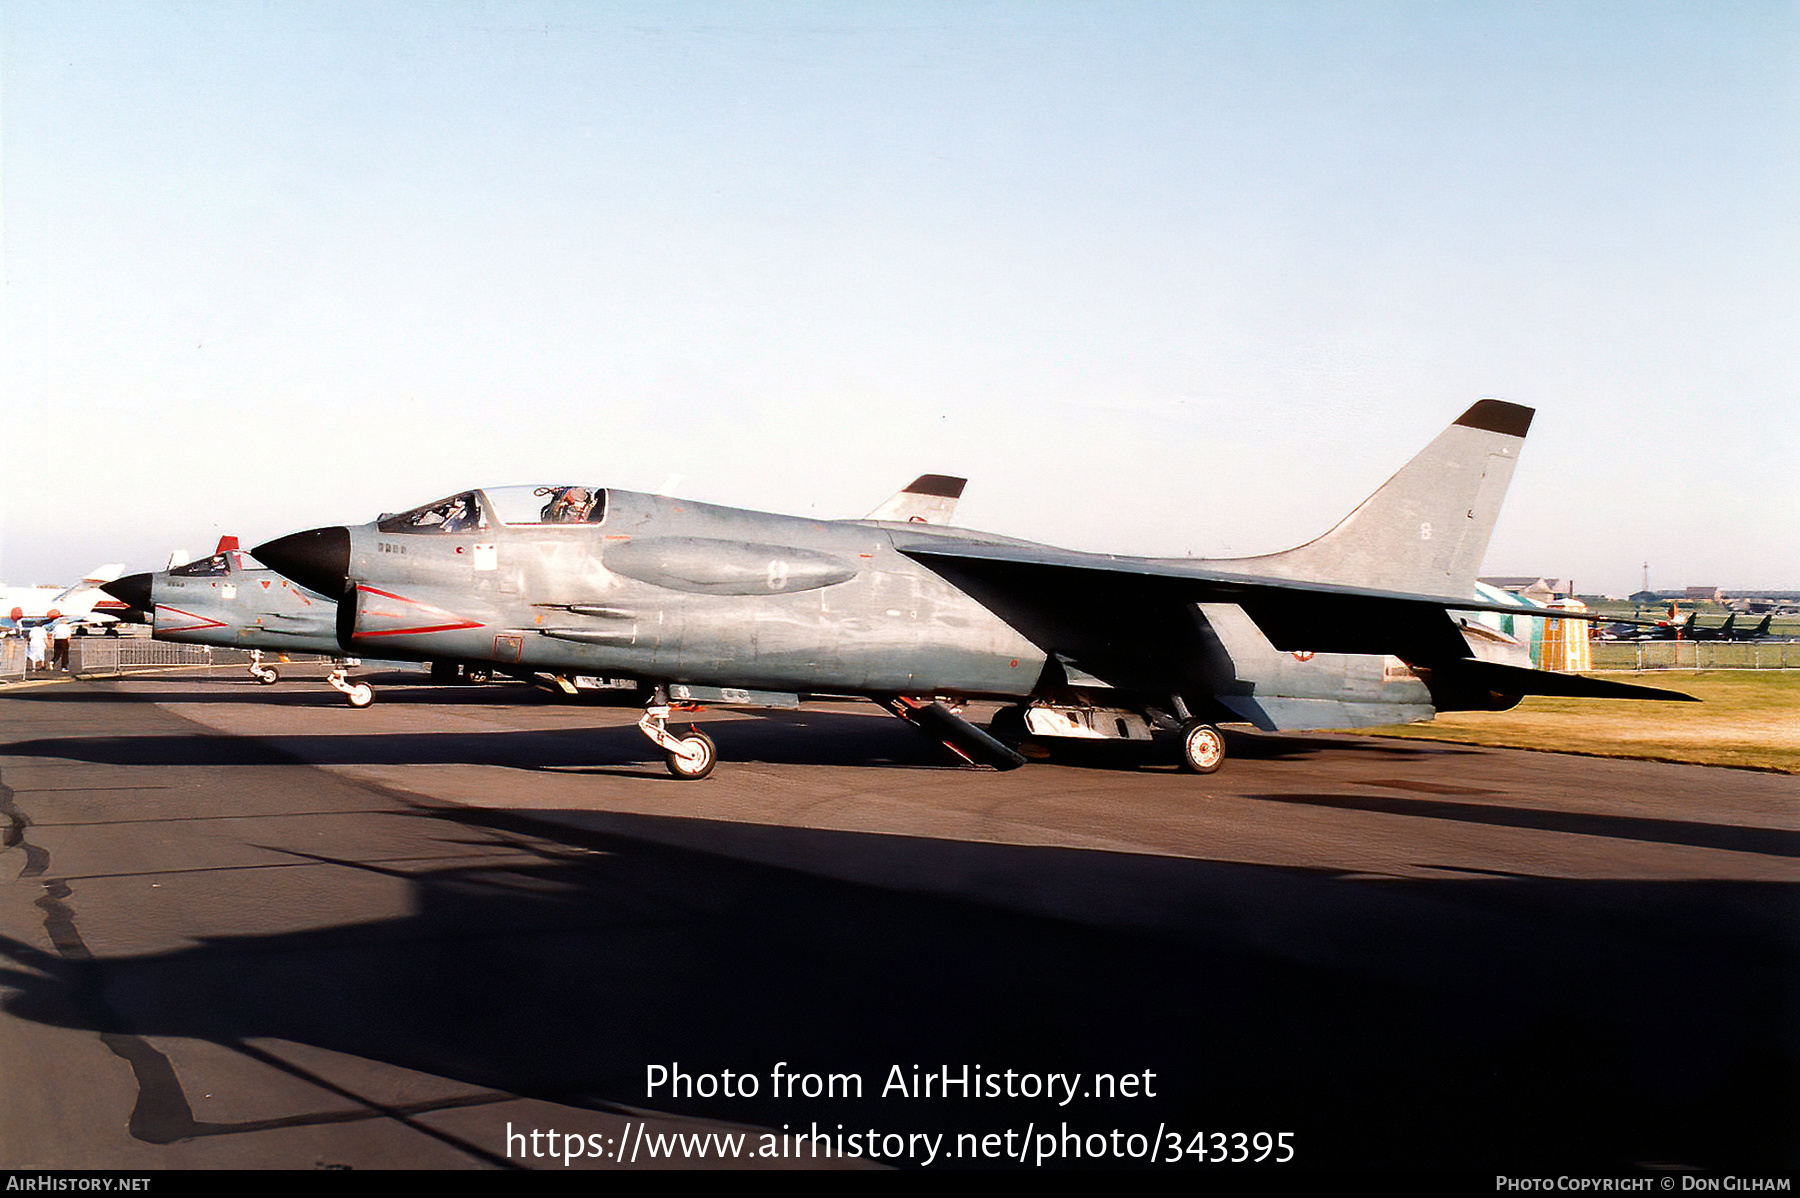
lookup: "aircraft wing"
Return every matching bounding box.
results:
[900,540,1695,701]
[905,540,1524,657]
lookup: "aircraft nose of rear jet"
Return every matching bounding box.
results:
[100,573,154,610]
[254,527,352,596]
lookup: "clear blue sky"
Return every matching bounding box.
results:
[4,1,1795,594]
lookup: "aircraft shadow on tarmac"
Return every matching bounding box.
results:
[1253,793,1800,859]
[0,710,1784,863]
[5,716,1780,862]
[2,696,1471,776]
[0,802,1793,1171]
[3,716,950,773]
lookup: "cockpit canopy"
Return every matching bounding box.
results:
[494,485,606,526]
[376,486,607,534]
[169,553,234,577]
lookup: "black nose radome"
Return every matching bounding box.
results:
[255,527,352,596]
[100,573,154,611]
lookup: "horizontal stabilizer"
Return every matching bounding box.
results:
[1429,659,1697,703]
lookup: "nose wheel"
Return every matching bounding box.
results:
[326,663,375,709]
[664,728,717,779]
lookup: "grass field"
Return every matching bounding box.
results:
[1368,670,1800,774]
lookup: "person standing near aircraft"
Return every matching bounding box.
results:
[25,623,48,674]
[50,619,72,672]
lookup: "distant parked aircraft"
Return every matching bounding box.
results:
[1721,614,1776,642]
[3,564,132,632]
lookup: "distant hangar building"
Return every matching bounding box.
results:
[1478,577,1575,603]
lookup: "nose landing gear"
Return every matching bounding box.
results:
[637,702,716,780]
[326,661,375,708]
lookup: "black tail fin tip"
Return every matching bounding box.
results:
[1455,400,1535,438]
[907,475,967,499]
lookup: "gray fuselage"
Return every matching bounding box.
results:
[313,485,1438,726]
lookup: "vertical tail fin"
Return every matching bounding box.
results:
[1224,400,1533,596]
[865,475,967,525]
[53,563,127,603]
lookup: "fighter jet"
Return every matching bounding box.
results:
[1722,614,1776,642]
[1679,612,1783,642]
[100,537,709,706]
[100,538,384,705]
[1682,613,1738,642]
[255,401,1693,779]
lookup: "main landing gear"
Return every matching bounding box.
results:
[1177,719,1226,774]
[637,702,717,780]
[630,690,1227,779]
[986,699,1230,774]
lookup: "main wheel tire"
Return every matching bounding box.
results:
[255,668,279,685]
[665,728,717,780]
[347,683,375,709]
[1178,720,1225,774]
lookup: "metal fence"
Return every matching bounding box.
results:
[0,637,331,682]
[0,638,25,683]
[69,639,250,675]
[1590,641,1800,671]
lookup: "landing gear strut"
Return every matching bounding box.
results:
[638,702,716,780]
[247,650,279,685]
[326,660,374,708]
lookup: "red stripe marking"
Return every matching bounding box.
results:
[356,623,483,637]
[352,585,483,638]
[155,605,228,633]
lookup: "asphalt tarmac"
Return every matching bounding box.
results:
[1,671,1795,1172]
